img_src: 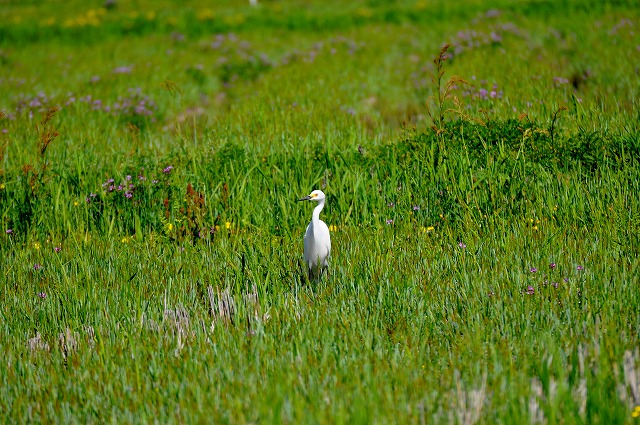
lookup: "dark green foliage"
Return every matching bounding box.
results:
[2,120,638,244]
[407,119,640,172]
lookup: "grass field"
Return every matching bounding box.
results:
[1,0,640,423]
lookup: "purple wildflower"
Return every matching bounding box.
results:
[549,262,556,269]
[554,77,570,86]
[124,192,133,199]
[530,267,537,273]
[458,242,466,249]
[38,292,46,299]
[412,205,420,211]
[163,166,173,174]
[577,265,584,271]
[33,263,42,271]
[489,31,502,43]
[113,65,133,74]
[552,282,558,288]
[525,285,535,295]
[126,175,132,181]
[385,219,394,225]
[564,277,569,283]
[5,229,12,234]
[54,246,61,252]
[134,105,147,115]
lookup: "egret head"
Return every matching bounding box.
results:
[297,189,325,203]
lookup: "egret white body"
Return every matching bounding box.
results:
[298,190,331,280]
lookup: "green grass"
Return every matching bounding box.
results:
[1,0,640,423]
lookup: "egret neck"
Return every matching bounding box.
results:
[311,198,325,228]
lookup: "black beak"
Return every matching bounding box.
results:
[297,195,312,202]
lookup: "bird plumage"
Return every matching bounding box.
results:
[298,190,331,281]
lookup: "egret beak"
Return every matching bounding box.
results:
[297,195,312,202]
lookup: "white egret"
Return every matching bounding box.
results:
[297,190,331,281]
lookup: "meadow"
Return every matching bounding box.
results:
[1,0,640,423]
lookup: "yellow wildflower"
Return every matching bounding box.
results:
[40,17,56,27]
[34,242,41,250]
[329,225,337,232]
[197,9,215,21]
[223,14,245,25]
[225,221,232,230]
[86,16,100,26]
[356,7,373,18]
